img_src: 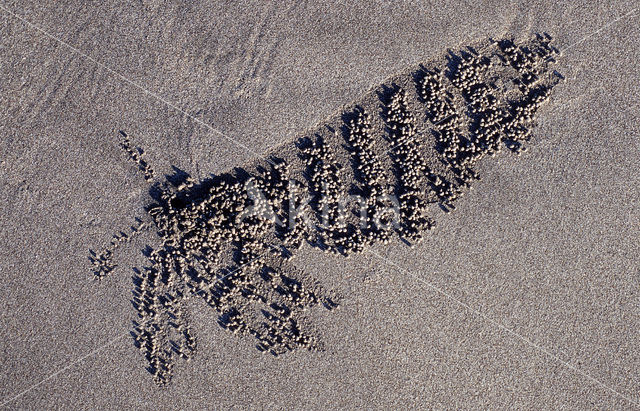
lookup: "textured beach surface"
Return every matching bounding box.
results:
[1,0,639,409]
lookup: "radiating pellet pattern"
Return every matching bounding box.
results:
[343,107,395,243]
[416,35,559,175]
[383,88,435,243]
[416,69,464,167]
[415,70,468,210]
[92,34,561,385]
[280,178,314,254]
[111,165,337,384]
[119,131,155,182]
[132,248,196,385]
[302,136,367,256]
[448,52,509,165]
[496,36,559,152]
[90,218,148,278]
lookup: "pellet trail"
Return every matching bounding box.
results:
[91,34,562,385]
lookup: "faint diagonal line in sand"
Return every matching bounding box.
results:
[0,2,638,407]
[0,246,274,408]
[0,3,267,169]
[0,333,129,408]
[560,7,638,53]
[366,249,640,406]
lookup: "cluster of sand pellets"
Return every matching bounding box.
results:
[383,88,436,240]
[343,108,394,244]
[128,168,337,384]
[91,34,562,385]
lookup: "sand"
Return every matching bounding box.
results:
[1,0,639,409]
